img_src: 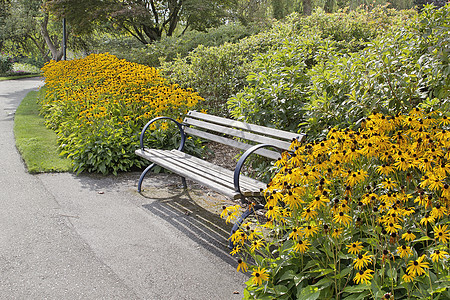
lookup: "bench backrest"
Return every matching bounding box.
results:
[183,111,305,160]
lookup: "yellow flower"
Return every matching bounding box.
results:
[430,249,448,263]
[397,245,413,258]
[333,211,352,227]
[433,224,450,244]
[250,239,265,253]
[331,228,343,239]
[402,269,415,282]
[301,208,318,220]
[406,255,430,276]
[293,239,310,254]
[251,267,269,285]
[353,269,374,284]
[353,252,373,270]
[265,205,281,220]
[346,241,364,255]
[230,246,241,255]
[385,222,402,234]
[382,178,398,190]
[302,224,319,238]
[402,230,416,242]
[289,227,302,240]
[236,259,248,272]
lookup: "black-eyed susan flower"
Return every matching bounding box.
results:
[386,222,402,234]
[346,241,363,255]
[430,249,449,263]
[402,230,416,242]
[406,255,430,276]
[331,228,343,239]
[431,205,448,220]
[230,246,241,255]
[353,252,373,270]
[237,258,248,272]
[250,239,264,253]
[420,214,436,226]
[353,269,374,284]
[382,178,398,190]
[397,245,413,258]
[251,267,269,286]
[265,205,281,220]
[333,211,352,226]
[293,239,310,254]
[433,224,450,244]
[402,269,415,282]
[289,227,302,240]
[301,207,318,220]
[376,164,394,176]
[302,224,319,238]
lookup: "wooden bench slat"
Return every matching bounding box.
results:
[187,111,303,142]
[136,149,264,199]
[184,117,293,151]
[167,150,267,192]
[184,127,282,160]
[153,149,265,194]
[136,149,239,199]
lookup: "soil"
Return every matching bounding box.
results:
[202,141,242,170]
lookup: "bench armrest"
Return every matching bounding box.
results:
[139,117,186,151]
[233,144,286,197]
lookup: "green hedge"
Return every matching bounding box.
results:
[228,5,448,140]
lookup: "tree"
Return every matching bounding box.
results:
[0,0,69,61]
[47,0,237,45]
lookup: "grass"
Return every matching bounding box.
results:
[0,74,41,81]
[14,88,72,173]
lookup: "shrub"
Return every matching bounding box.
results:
[229,5,449,141]
[0,52,13,74]
[40,53,203,174]
[161,17,300,116]
[223,108,450,299]
[304,4,449,140]
[97,23,263,68]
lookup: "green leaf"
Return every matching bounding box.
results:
[296,286,321,300]
[343,284,371,293]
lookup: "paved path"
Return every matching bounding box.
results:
[0,78,247,299]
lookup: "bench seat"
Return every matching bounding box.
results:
[135,148,267,200]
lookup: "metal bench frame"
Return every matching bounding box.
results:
[135,111,304,245]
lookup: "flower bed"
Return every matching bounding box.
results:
[41,53,203,174]
[224,108,450,299]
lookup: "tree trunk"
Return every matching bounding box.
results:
[40,14,63,61]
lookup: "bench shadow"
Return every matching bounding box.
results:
[139,186,242,268]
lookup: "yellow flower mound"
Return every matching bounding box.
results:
[225,108,450,298]
[41,53,202,127]
[40,53,203,174]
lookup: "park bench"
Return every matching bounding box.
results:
[135,111,305,243]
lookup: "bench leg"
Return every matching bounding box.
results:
[137,163,156,193]
[181,177,187,189]
[228,204,265,249]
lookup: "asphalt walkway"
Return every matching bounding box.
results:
[0,78,247,299]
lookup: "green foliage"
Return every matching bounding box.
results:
[101,23,262,68]
[228,5,449,141]
[161,17,299,116]
[0,52,13,73]
[304,4,449,140]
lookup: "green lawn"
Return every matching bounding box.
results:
[14,89,72,173]
[0,74,41,81]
